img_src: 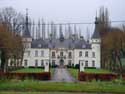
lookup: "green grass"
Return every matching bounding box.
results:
[68,68,112,79]
[0,92,86,94]
[85,69,112,74]
[11,68,44,73]
[68,68,78,79]
[0,80,125,93]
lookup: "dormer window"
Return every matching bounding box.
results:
[38,44,42,48]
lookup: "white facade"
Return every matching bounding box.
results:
[21,37,101,69]
[23,48,50,67]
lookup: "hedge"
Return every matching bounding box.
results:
[78,72,118,81]
[0,72,51,80]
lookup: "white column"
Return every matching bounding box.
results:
[80,60,84,72]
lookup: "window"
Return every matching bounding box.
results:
[92,60,95,67]
[85,61,88,67]
[68,60,72,66]
[52,60,55,66]
[92,52,95,58]
[68,52,72,58]
[60,52,63,56]
[35,50,38,57]
[85,51,88,57]
[27,51,30,57]
[52,52,55,58]
[10,61,13,66]
[35,59,38,67]
[79,51,82,57]
[41,51,44,57]
[41,60,44,66]
[24,60,28,66]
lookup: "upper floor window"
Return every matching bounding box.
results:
[92,52,95,58]
[79,51,82,57]
[41,51,44,57]
[68,52,72,58]
[85,51,88,57]
[52,52,55,58]
[60,52,63,56]
[35,50,38,57]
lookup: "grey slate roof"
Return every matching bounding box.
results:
[22,13,31,38]
[23,28,31,38]
[31,38,92,49]
[92,17,100,39]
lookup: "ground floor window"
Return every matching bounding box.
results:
[68,60,72,66]
[52,60,55,66]
[35,59,38,67]
[24,60,28,67]
[92,60,95,67]
[85,61,88,67]
[41,60,44,66]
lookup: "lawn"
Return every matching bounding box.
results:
[0,80,125,93]
[11,68,44,73]
[0,92,86,94]
[68,68,112,79]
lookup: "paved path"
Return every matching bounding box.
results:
[52,68,77,82]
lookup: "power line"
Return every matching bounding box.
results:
[30,20,125,25]
[3,20,125,26]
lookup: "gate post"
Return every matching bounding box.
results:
[44,60,49,72]
[80,60,84,72]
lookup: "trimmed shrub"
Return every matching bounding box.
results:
[78,72,118,81]
[74,64,79,69]
[0,72,51,80]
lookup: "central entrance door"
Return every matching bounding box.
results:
[59,59,64,67]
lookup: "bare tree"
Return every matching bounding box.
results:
[0,7,25,34]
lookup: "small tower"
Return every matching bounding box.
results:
[91,17,101,68]
[22,9,32,49]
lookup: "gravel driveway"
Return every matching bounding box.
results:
[51,68,77,82]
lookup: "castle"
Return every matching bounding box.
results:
[22,13,101,68]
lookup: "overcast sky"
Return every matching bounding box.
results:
[0,0,124,22]
[0,0,124,37]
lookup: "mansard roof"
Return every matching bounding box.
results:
[31,38,91,49]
